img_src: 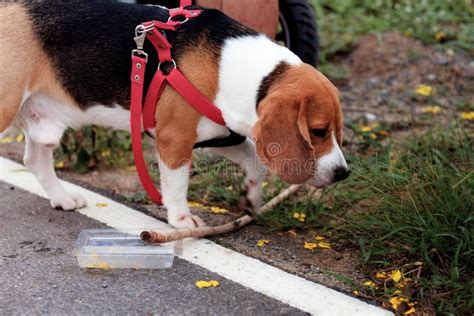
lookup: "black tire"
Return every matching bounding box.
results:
[277,0,319,66]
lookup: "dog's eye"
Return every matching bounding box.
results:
[311,128,327,138]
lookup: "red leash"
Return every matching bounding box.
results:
[130,5,226,204]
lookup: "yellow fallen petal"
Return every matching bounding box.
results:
[0,137,14,144]
[188,201,204,208]
[95,203,109,208]
[389,297,402,310]
[298,213,306,222]
[16,133,25,143]
[100,150,111,158]
[195,281,211,288]
[55,161,65,169]
[360,126,372,132]
[210,206,229,214]
[415,84,433,96]
[256,239,270,247]
[460,111,474,121]
[404,307,416,315]
[421,105,443,114]
[369,133,377,140]
[208,280,220,287]
[225,185,233,190]
[376,271,387,279]
[293,212,301,219]
[314,235,325,241]
[363,281,376,288]
[391,270,402,283]
[435,31,445,41]
[304,242,318,250]
[317,242,332,249]
[262,182,269,188]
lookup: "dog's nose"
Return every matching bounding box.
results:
[333,167,350,182]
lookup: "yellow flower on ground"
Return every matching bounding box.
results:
[100,150,111,158]
[0,136,14,144]
[304,242,318,250]
[314,235,325,241]
[195,280,220,288]
[210,206,229,214]
[317,242,331,249]
[460,111,474,121]
[389,296,409,310]
[404,307,416,315]
[95,203,109,208]
[369,133,377,140]
[376,271,387,279]
[421,105,443,114]
[391,270,402,283]
[293,212,306,222]
[188,201,204,208]
[256,239,270,247]
[415,84,433,96]
[55,161,65,169]
[16,133,25,143]
[435,31,446,41]
[359,126,372,132]
[363,281,376,288]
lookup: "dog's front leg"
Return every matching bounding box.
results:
[23,132,86,211]
[158,157,206,228]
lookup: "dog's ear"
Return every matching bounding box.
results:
[253,94,316,184]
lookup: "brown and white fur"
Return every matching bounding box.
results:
[0,2,348,228]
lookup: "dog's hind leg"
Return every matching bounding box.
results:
[23,131,86,211]
[208,139,267,213]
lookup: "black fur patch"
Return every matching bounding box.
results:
[25,1,257,109]
[256,61,290,108]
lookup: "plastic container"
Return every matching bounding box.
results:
[73,229,182,269]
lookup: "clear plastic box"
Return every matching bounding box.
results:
[73,229,182,269]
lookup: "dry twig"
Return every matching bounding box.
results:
[141,184,303,243]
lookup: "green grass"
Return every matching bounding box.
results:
[311,0,474,73]
[317,128,473,314]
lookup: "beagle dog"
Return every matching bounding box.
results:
[0,1,349,228]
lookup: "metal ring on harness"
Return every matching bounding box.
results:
[157,60,177,75]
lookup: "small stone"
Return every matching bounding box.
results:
[52,284,58,289]
[102,283,108,288]
[427,73,437,82]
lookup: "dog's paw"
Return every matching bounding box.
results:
[169,214,207,229]
[50,192,87,211]
[242,179,263,214]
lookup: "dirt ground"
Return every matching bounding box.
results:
[1,32,473,307]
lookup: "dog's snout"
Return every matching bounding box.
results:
[333,167,350,182]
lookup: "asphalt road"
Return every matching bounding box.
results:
[0,181,304,315]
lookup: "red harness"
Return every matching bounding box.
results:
[130,3,226,204]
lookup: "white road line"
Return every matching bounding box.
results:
[0,156,392,316]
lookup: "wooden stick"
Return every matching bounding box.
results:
[140,184,303,243]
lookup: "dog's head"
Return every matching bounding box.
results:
[253,64,349,188]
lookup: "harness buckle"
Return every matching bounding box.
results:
[132,49,149,63]
[134,23,155,50]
